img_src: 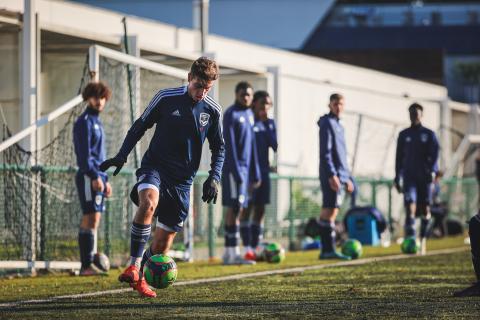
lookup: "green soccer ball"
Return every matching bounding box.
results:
[143,254,178,289]
[262,242,285,263]
[341,239,363,259]
[401,237,419,254]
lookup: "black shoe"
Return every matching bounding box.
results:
[453,282,480,297]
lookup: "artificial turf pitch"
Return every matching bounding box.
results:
[1,236,479,319]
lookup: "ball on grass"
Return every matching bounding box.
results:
[262,242,285,263]
[401,237,419,254]
[342,239,363,259]
[143,254,178,289]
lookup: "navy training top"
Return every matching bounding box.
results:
[252,118,277,176]
[318,112,350,183]
[73,107,107,180]
[222,103,261,184]
[115,86,225,189]
[395,124,439,181]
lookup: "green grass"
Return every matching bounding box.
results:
[1,236,478,319]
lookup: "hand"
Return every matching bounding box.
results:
[105,182,112,198]
[100,156,125,176]
[394,176,403,193]
[328,176,341,192]
[248,180,262,194]
[202,176,219,204]
[92,177,104,192]
[251,180,262,189]
[346,179,354,193]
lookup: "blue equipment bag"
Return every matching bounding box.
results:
[343,206,387,246]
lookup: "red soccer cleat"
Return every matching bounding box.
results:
[130,278,157,298]
[118,265,140,284]
[244,250,257,261]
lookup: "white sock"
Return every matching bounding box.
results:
[243,246,252,255]
[234,246,240,256]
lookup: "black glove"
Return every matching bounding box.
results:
[394,176,403,193]
[99,156,126,176]
[202,176,219,204]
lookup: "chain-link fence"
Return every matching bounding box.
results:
[1,165,477,266]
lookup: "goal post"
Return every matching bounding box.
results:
[0,45,194,271]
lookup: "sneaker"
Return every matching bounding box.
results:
[420,237,427,256]
[453,282,480,297]
[130,278,157,298]
[118,265,140,284]
[79,264,107,276]
[319,251,352,260]
[223,254,256,265]
[244,250,257,261]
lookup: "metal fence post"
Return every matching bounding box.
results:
[39,166,46,261]
[208,203,215,260]
[387,181,393,233]
[371,181,377,208]
[288,177,295,251]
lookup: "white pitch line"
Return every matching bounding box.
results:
[0,246,468,308]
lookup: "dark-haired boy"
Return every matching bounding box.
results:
[241,90,277,260]
[73,81,113,276]
[222,81,261,265]
[394,103,439,255]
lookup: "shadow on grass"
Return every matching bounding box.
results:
[1,298,324,314]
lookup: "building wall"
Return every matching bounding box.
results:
[0,31,20,135]
[0,0,459,180]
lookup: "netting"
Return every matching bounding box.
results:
[1,49,478,266]
[0,52,185,265]
[341,111,402,178]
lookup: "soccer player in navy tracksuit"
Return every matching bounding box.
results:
[100,57,224,297]
[394,103,439,255]
[222,81,261,265]
[241,90,277,261]
[73,82,112,276]
[318,93,354,260]
[454,154,480,297]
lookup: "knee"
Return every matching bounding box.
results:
[320,208,336,221]
[81,213,100,229]
[138,197,157,217]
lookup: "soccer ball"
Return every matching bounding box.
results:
[262,242,285,263]
[143,254,178,289]
[341,239,363,259]
[401,237,419,254]
[93,253,110,272]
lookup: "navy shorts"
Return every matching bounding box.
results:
[130,168,190,232]
[251,174,271,205]
[75,172,106,214]
[320,179,344,209]
[222,171,249,210]
[403,178,433,206]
